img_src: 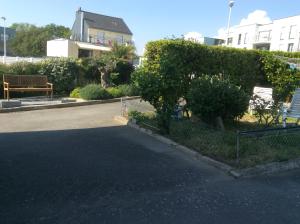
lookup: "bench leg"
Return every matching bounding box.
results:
[7,90,10,101]
[3,90,6,100]
[51,90,53,100]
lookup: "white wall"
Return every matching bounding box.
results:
[270,15,300,52]
[227,24,258,49]
[226,15,300,52]
[47,39,78,57]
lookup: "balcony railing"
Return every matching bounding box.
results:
[87,35,133,47]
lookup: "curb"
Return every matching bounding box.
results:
[114,116,238,177]
[0,96,141,113]
[232,158,300,178]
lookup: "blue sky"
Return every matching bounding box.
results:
[1,0,299,54]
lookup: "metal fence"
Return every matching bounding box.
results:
[1,56,45,65]
[236,126,300,164]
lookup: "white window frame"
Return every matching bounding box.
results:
[238,34,242,45]
[288,43,294,52]
[289,25,297,39]
[244,33,248,44]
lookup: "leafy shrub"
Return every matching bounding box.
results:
[79,84,112,100]
[70,87,81,98]
[78,58,100,86]
[187,75,249,123]
[106,84,139,98]
[111,61,135,85]
[106,87,123,98]
[260,53,300,102]
[118,84,138,96]
[250,94,280,127]
[39,58,80,94]
[9,61,41,75]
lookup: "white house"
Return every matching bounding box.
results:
[47,8,133,58]
[224,14,300,52]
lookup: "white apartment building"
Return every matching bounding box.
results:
[225,14,300,52]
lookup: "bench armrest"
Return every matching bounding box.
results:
[3,82,9,89]
[47,82,53,88]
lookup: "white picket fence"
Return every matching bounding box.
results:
[1,56,45,65]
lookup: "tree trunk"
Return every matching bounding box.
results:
[100,70,110,88]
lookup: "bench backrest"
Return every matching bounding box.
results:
[3,75,48,87]
[289,88,300,117]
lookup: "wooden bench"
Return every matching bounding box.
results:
[3,74,53,100]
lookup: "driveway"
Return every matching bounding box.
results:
[0,102,300,224]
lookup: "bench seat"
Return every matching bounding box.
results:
[7,87,53,91]
[3,75,53,100]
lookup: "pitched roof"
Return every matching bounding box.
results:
[82,10,133,35]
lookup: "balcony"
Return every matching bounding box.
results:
[87,35,133,47]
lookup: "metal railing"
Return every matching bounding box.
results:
[88,35,133,47]
[1,56,45,65]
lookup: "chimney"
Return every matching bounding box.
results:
[80,9,84,42]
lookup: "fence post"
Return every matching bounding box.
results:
[236,131,240,165]
[121,98,123,116]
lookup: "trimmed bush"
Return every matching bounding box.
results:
[118,84,138,96]
[187,75,249,123]
[106,87,123,98]
[79,84,112,100]
[105,84,139,98]
[9,61,41,75]
[39,58,80,94]
[70,87,81,98]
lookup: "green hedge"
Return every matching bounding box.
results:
[39,58,80,94]
[134,39,300,132]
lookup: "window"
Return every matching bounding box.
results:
[238,34,242,45]
[258,31,271,42]
[288,43,294,52]
[97,32,105,44]
[227,37,233,45]
[244,33,248,44]
[115,35,124,44]
[280,27,285,40]
[289,25,297,39]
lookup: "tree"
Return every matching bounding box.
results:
[9,23,71,57]
[97,43,136,88]
[110,42,136,62]
[97,54,117,88]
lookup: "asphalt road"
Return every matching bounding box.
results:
[1,102,300,224]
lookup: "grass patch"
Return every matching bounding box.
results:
[129,112,300,168]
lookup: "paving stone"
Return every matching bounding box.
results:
[0,100,21,109]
